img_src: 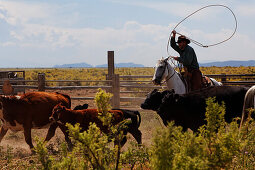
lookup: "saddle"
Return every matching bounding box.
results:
[179,72,213,92]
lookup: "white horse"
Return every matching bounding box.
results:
[152,57,222,94]
[240,85,255,127]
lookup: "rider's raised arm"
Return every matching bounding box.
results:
[170,36,181,54]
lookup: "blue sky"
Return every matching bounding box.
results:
[0,0,254,67]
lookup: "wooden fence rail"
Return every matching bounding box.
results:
[2,72,254,108]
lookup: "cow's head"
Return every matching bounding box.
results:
[156,90,182,116]
[161,90,182,106]
[73,103,88,110]
[141,89,174,111]
[49,103,66,123]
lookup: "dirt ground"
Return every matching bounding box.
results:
[0,89,164,157]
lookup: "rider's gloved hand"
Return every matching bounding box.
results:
[172,30,176,37]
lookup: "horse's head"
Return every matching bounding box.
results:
[152,58,168,85]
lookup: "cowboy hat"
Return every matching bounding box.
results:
[177,35,190,44]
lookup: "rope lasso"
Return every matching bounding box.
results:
[167,4,238,55]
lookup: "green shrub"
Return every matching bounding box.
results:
[32,93,255,169]
[150,97,254,170]
[33,88,149,169]
[121,142,150,169]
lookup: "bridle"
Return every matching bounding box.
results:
[160,60,176,85]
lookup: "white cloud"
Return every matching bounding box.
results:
[236,5,255,17]
[108,0,233,21]
[1,41,16,46]
[0,1,53,25]
[2,18,255,66]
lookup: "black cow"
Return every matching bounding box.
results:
[141,86,248,131]
[73,104,89,110]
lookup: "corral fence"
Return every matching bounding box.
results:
[0,51,255,109]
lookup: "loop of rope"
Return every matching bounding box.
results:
[167,4,238,55]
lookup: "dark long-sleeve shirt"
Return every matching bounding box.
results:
[170,36,199,70]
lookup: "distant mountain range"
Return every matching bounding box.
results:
[200,60,255,67]
[54,62,93,68]
[96,62,144,68]
[53,60,255,68]
[54,62,144,68]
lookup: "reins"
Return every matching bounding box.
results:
[161,60,176,85]
[167,4,238,55]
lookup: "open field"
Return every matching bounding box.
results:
[0,66,255,81]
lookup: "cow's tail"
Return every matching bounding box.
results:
[112,109,141,128]
[124,109,141,128]
[134,111,141,128]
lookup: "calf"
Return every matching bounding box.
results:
[50,104,142,146]
[141,86,248,131]
[0,92,71,149]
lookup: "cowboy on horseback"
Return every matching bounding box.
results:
[170,30,203,91]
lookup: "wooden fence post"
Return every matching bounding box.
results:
[108,51,114,79]
[38,73,45,91]
[112,74,120,108]
[106,51,115,93]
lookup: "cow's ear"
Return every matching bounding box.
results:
[0,96,3,102]
[170,89,175,94]
[152,89,158,93]
[162,90,169,96]
[162,89,174,96]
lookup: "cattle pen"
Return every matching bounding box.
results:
[0,51,255,109]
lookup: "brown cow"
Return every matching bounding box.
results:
[50,104,142,146]
[0,92,71,150]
